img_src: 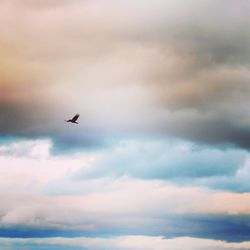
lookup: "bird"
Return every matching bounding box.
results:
[65,114,80,124]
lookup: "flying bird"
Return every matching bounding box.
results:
[65,114,80,124]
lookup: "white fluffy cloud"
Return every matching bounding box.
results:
[0,139,92,192]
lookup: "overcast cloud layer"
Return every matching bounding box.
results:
[0,0,250,148]
[1,1,250,249]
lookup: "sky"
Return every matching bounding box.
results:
[1,0,250,249]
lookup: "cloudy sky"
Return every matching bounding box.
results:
[1,0,250,249]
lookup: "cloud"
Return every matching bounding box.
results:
[1,137,250,194]
[2,136,250,194]
[1,1,250,247]
[73,138,250,192]
[0,139,92,193]
[2,137,249,193]
[0,0,250,148]
[2,139,250,241]
[1,236,250,250]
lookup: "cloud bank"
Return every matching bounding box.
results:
[0,0,250,148]
[0,139,250,242]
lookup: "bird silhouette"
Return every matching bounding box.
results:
[65,114,80,124]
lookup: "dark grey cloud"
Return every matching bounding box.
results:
[1,0,250,149]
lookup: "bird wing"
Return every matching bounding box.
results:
[71,114,80,122]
